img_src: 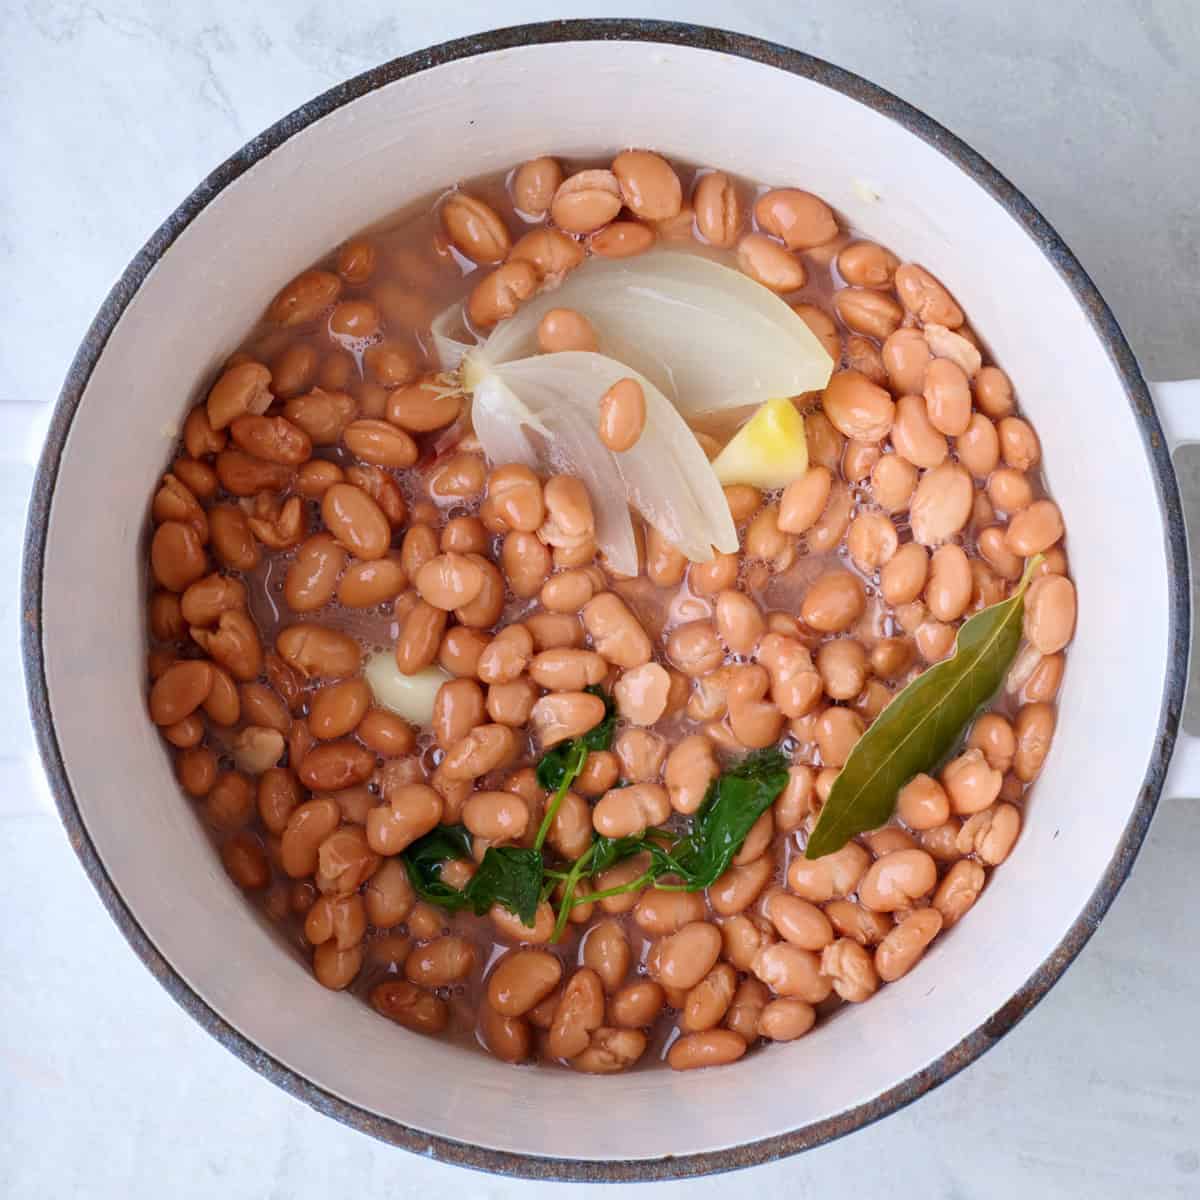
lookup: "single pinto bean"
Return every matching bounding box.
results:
[758,998,817,1042]
[404,935,476,989]
[875,908,943,982]
[529,648,608,692]
[479,1005,532,1064]
[342,419,418,468]
[276,623,360,679]
[548,967,606,1059]
[779,466,833,535]
[510,227,586,278]
[206,361,274,430]
[838,240,900,288]
[652,922,722,990]
[551,169,622,234]
[214,450,293,497]
[512,156,563,217]
[1006,499,1064,557]
[321,483,391,560]
[415,553,484,612]
[821,937,879,1001]
[467,261,538,328]
[285,534,347,613]
[537,307,598,354]
[668,1029,747,1071]
[386,377,462,433]
[664,734,719,815]
[612,150,682,220]
[933,859,987,927]
[593,783,671,838]
[801,571,865,633]
[941,748,1003,815]
[463,790,530,842]
[909,462,973,546]
[441,724,518,781]
[190,609,262,681]
[441,191,510,264]
[395,601,447,675]
[582,592,652,668]
[611,981,665,1028]
[923,358,972,437]
[752,943,832,1003]
[737,233,806,292]
[149,660,214,726]
[881,328,932,397]
[610,662,669,726]
[366,784,443,855]
[957,413,1000,479]
[709,855,774,917]
[370,980,448,1033]
[488,950,563,1017]
[894,264,964,327]
[667,621,724,677]
[834,288,904,340]
[598,377,647,452]
[926,544,973,622]
[680,962,738,1033]
[1024,574,1076,653]
[298,741,375,791]
[693,170,743,247]
[821,370,895,442]
[786,842,870,901]
[530,692,606,749]
[337,556,407,608]
[308,679,371,740]
[590,220,656,258]
[766,892,834,951]
[846,512,898,571]
[754,188,837,249]
[571,1027,647,1074]
[150,522,208,592]
[858,849,938,912]
[433,678,486,750]
[998,417,1041,470]
[896,774,951,831]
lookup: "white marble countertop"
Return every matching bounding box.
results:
[2,3,1198,1197]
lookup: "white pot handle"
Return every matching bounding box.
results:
[1151,379,1200,799]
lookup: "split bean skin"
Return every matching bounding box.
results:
[146,148,1071,1077]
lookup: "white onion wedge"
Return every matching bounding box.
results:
[472,251,833,413]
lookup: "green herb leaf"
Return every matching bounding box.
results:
[466,846,544,926]
[589,833,652,876]
[805,556,1042,859]
[668,747,789,889]
[401,825,475,911]
[402,827,543,925]
[535,742,576,792]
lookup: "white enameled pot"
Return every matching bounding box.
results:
[21,21,1200,1183]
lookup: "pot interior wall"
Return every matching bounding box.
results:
[38,39,1169,1161]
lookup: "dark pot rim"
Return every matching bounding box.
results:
[21,17,1186,1184]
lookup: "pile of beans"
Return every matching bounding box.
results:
[144,148,1075,1073]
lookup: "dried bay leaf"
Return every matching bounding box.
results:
[805,557,1042,858]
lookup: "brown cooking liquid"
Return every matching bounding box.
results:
[154,156,1058,1069]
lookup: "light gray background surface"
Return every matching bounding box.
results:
[2,2,1198,1197]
